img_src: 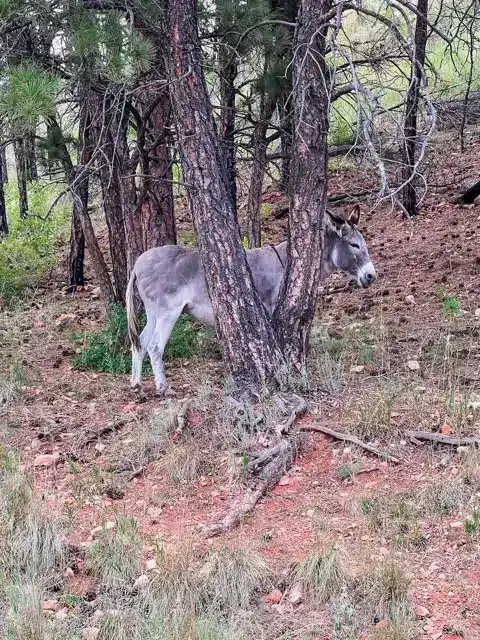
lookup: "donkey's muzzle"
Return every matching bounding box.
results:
[358,263,377,288]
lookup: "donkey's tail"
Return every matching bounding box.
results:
[126,268,141,351]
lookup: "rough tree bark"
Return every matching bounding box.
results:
[0,144,8,184]
[458,179,480,204]
[246,90,277,248]
[164,0,286,391]
[24,133,38,182]
[217,0,237,208]
[401,0,428,217]
[14,139,28,219]
[91,89,129,302]
[0,153,8,237]
[130,5,177,255]
[272,0,331,371]
[134,87,177,256]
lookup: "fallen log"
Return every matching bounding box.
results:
[405,430,480,447]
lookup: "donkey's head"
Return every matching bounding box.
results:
[324,205,376,288]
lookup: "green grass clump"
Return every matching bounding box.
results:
[0,182,69,306]
[74,304,216,374]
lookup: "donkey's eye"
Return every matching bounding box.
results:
[349,242,360,250]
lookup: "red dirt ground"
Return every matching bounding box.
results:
[2,132,480,639]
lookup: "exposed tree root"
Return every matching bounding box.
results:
[200,438,295,538]
[300,424,401,463]
[405,430,480,447]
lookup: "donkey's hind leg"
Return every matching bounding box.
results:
[131,314,155,393]
[148,307,183,395]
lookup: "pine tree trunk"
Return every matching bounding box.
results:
[92,90,129,303]
[0,154,8,237]
[401,0,428,217]
[14,139,28,219]
[273,0,331,371]
[0,144,8,184]
[24,134,38,181]
[135,88,177,256]
[246,91,277,248]
[279,87,293,191]
[218,43,237,207]
[164,0,286,391]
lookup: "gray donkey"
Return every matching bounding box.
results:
[126,205,376,395]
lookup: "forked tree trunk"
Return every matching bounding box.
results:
[0,154,8,237]
[401,0,428,217]
[24,134,38,182]
[273,0,331,371]
[14,139,28,219]
[165,0,286,391]
[0,144,8,184]
[246,91,277,248]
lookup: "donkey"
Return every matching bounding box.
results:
[126,205,376,395]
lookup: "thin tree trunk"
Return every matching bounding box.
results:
[246,91,277,248]
[272,0,331,371]
[0,144,8,184]
[279,94,292,191]
[165,0,286,391]
[401,0,428,217]
[47,112,114,301]
[218,20,237,208]
[24,133,38,181]
[92,90,129,303]
[14,139,28,219]
[0,154,8,237]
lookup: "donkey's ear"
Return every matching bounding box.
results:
[326,210,347,237]
[348,204,361,227]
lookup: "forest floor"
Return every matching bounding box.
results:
[1,131,480,639]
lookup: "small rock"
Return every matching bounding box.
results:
[91,610,104,624]
[55,313,78,329]
[405,294,415,304]
[264,589,283,604]
[90,521,116,537]
[350,365,365,373]
[406,360,420,371]
[287,584,303,605]
[83,628,100,640]
[34,452,60,468]
[457,446,471,455]
[375,620,389,630]
[278,476,290,486]
[451,521,464,528]
[475,308,480,318]
[134,575,149,589]
[43,599,60,612]
[94,442,106,453]
[415,605,431,618]
[306,509,315,518]
[64,567,75,578]
[145,558,157,571]
[55,607,69,621]
[440,424,452,435]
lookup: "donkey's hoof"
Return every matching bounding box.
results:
[131,384,147,402]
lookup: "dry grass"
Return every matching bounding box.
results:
[86,515,142,590]
[291,545,347,605]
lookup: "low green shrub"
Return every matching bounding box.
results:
[0,182,69,305]
[74,304,219,374]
